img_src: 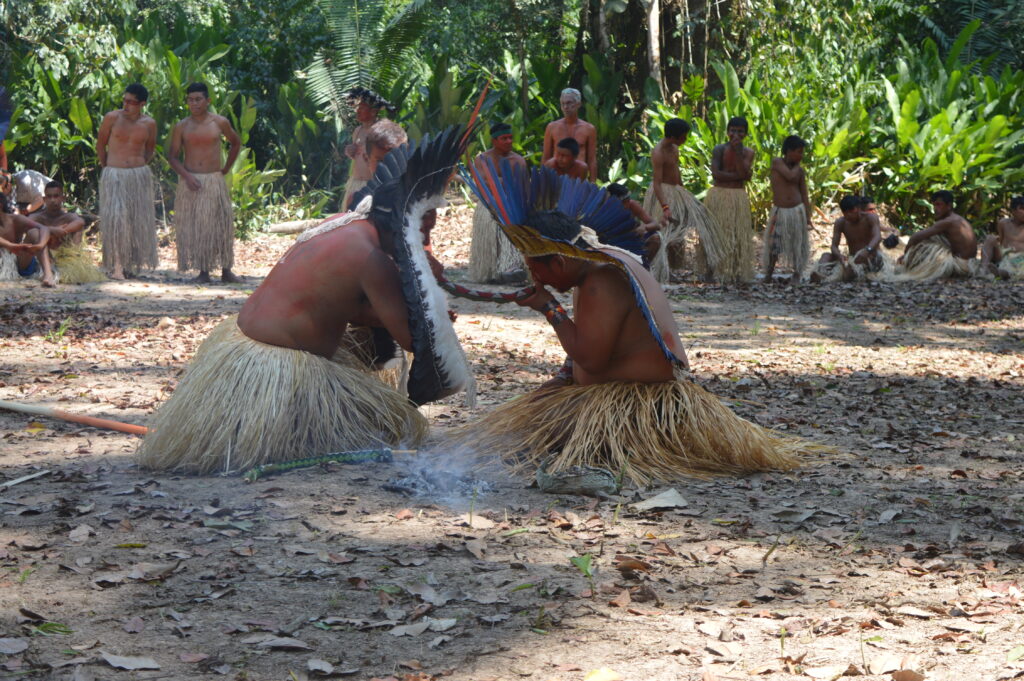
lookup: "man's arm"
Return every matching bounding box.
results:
[359,249,414,352]
[218,115,242,174]
[585,124,597,180]
[144,118,157,164]
[906,218,948,247]
[96,112,114,167]
[770,157,801,182]
[710,145,740,183]
[799,171,812,226]
[830,219,845,261]
[542,123,555,164]
[866,214,882,251]
[17,215,50,252]
[650,146,670,219]
[629,201,659,232]
[167,122,201,192]
[738,147,754,181]
[0,142,7,172]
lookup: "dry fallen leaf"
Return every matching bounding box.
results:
[99,651,161,670]
[804,664,849,680]
[179,652,209,663]
[891,671,925,681]
[308,658,335,674]
[583,669,624,681]
[257,637,312,650]
[0,638,28,655]
[122,616,145,633]
[608,590,631,608]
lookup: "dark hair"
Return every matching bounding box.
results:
[44,180,64,191]
[727,116,748,132]
[930,190,954,206]
[859,195,874,207]
[839,195,861,212]
[781,135,806,154]
[556,137,580,157]
[124,83,149,103]
[1011,196,1024,210]
[186,82,209,97]
[523,210,581,242]
[606,183,629,199]
[664,118,691,139]
[490,122,512,137]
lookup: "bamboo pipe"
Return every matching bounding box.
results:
[0,399,149,436]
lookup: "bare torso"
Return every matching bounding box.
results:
[836,214,879,254]
[543,157,589,180]
[769,157,805,208]
[544,117,597,178]
[936,212,978,259]
[476,148,527,176]
[237,218,409,358]
[101,111,155,168]
[177,115,229,173]
[711,143,753,189]
[652,140,682,186]
[997,217,1024,251]
[31,210,84,247]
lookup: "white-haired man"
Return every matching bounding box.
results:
[542,88,597,181]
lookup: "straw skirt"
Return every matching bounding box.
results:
[762,205,810,278]
[643,184,720,283]
[99,166,157,273]
[703,186,754,283]
[51,241,105,284]
[894,235,978,281]
[175,172,234,273]
[450,379,815,486]
[137,316,427,475]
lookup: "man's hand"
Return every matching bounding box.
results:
[185,173,202,192]
[853,250,870,265]
[516,284,555,312]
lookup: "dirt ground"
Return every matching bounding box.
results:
[1,208,1023,681]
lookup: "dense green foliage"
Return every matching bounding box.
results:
[3,0,1021,236]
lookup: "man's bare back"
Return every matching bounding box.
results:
[237,219,411,359]
[908,212,977,259]
[96,105,155,169]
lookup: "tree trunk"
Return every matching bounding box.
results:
[646,0,666,100]
[596,0,611,55]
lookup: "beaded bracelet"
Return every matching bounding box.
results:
[540,300,569,326]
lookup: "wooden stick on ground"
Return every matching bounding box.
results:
[0,399,149,436]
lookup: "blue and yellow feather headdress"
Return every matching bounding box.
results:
[461,160,685,367]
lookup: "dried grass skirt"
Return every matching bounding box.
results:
[451,380,816,486]
[643,184,719,283]
[894,235,978,281]
[342,177,369,212]
[703,186,754,283]
[813,247,894,282]
[762,205,810,278]
[51,241,105,284]
[175,172,234,273]
[99,166,157,273]
[468,205,522,283]
[136,316,428,475]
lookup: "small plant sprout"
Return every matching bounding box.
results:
[569,553,596,595]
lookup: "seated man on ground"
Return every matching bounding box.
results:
[606,183,661,266]
[543,137,589,180]
[137,128,475,475]
[11,169,54,215]
[980,196,1024,279]
[860,195,900,246]
[811,195,884,283]
[0,199,55,286]
[30,181,105,284]
[895,190,978,280]
[456,165,817,485]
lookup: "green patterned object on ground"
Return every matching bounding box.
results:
[242,448,402,482]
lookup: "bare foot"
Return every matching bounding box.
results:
[810,271,823,284]
[41,276,56,288]
[192,271,213,284]
[221,269,243,284]
[109,268,126,281]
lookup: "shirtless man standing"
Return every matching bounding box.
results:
[342,88,393,210]
[704,117,755,283]
[32,181,104,284]
[0,201,54,286]
[468,122,528,283]
[643,118,718,282]
[543,138,589,180]
[96,83,158,279]
[981,197,1024,278]
[763,135,813,283]
[542,88,597,181]
[811,195,882,282]
[168,82,242,283]
[897,190,977,280]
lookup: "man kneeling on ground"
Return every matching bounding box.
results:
[895,190,978,281]
[811,195,884,283]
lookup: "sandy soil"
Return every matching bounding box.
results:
[1,208,1023,681]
